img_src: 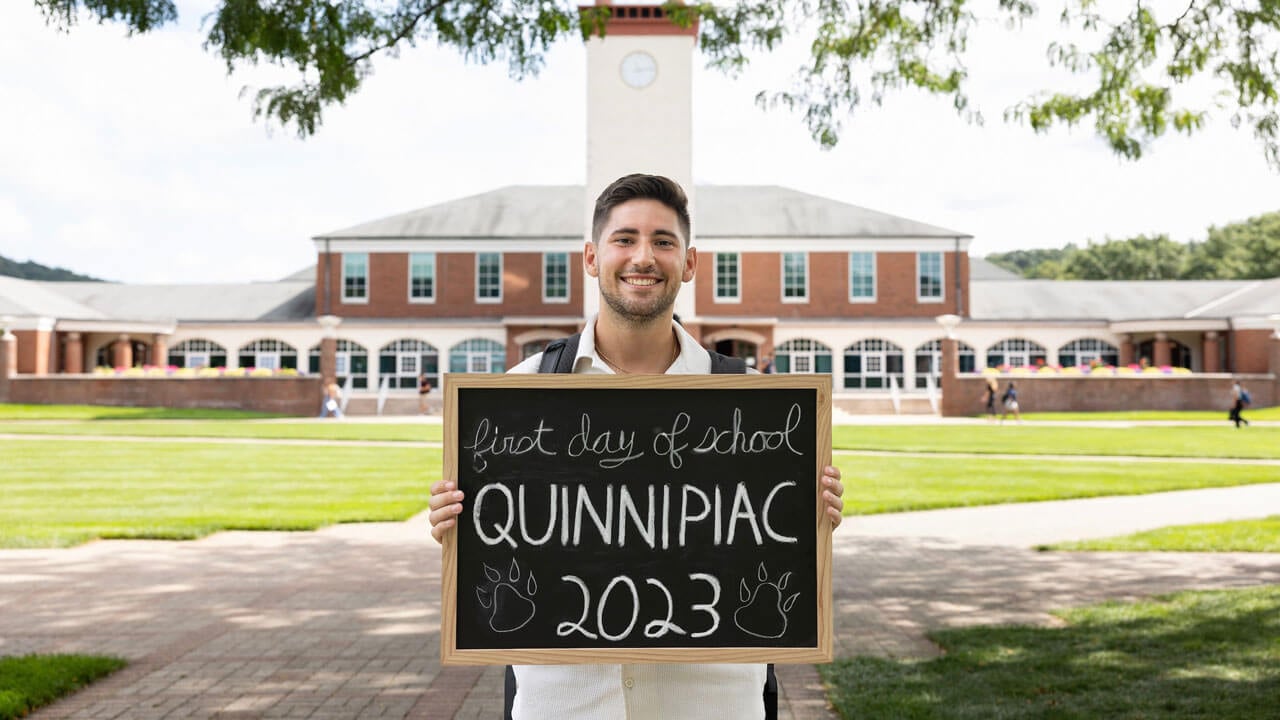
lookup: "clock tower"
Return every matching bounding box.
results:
[582,2,698,320]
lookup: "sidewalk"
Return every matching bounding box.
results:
[4,484,1278,719]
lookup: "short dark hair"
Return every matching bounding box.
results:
[591,173,691,245]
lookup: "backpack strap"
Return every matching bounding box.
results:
[538,333,581,374]
[709,350,747,374]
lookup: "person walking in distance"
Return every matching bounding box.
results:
[1230,380,1251,428]
[426,174,846,720]
[1000,381,1022,424]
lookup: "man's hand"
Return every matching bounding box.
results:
[428,479,465,542]
[822,465,844,529]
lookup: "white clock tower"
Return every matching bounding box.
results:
[582,2,698,321]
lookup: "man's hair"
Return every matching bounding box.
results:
[591,173,691,245]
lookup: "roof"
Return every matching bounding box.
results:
[969,279,1273,321]
[0,275,107,320]
[970,257,1022,281]
[43,281,315,323]
[315,185,971,240]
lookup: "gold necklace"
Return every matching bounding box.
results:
[596,330,681,374]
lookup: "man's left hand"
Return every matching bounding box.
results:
[822,465,844,529]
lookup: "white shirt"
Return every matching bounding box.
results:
[507,315,766,720]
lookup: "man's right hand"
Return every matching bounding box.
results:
[428,480,465,542]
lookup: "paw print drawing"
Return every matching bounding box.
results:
[733,563,799,639]
[476,559,537,633]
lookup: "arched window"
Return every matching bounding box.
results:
[450,338,506,374]
[379,339,440,389]
[985,338,1047,368]
[842,339,904,389]
[774,339,832,375]
[308,340,370,388]
[237,339,298,370]
[169,339,227,369]
[914,339,976,389]
[1058,338,1120,368]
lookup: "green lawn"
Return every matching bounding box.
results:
[0,420,442,443]
[821,586,1280,719]
[1022,406,1280,422]
[0,404,280,420]
[0,654,125,720]
[1048,516,1280,553]
[832,425,1280,459]
[835,455,1280,515]
[0,439,436,548]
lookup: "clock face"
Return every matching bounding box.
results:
[620,51,658,89]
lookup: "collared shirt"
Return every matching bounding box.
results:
[507,315,766,720]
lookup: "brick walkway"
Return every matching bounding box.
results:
[4,484,1279,719]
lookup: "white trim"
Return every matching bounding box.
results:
[408,252,437,304]
[694,237,972,252]
[314,238,582,253]
[55,319,175,334]
[916,251,945,303]
[475,252,503,304]
[542,252,571,304]
[848,251,876,303]
[781,251,809,304]
[714,252,741,303]
[1109,319,1230,332]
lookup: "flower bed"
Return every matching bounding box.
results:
[92,366,301,378]
[977,364,1193,377]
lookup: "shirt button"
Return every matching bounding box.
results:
[623,678,635,689]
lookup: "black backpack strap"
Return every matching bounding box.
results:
[709,350,747,374]
[538,333,581,374]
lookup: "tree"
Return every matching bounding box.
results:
[1190,209,1280,278]
[984,247,1070,276]
[1061,234,1189,280]
[32,1,1280,168]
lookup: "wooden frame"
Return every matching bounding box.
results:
[441,373,833,666]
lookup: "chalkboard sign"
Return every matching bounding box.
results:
[440,374,833,666]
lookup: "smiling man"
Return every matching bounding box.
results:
[428,173,845,720]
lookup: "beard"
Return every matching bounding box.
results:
[599,270,681,326]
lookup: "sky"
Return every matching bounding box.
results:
[2,1,1279,284]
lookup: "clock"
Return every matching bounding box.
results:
[619,51,658,89]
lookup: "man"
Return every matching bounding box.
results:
[428,173,845,719]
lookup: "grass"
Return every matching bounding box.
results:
[1047,516,1280,553]
[0,439,437,548]
[832,425,1280,459]
[0,654,126,720]
[0,403,280,420]
[821,585,1280,719]
[1022,406,1280,422]
[834,456,1280,515]
[0,420,443,443]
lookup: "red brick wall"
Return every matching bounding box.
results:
[695,251,967,318]
[14,330,52,375]
[318,252,583,319]
[941,374,1276,416]
[1233,329,1273,373]
[3,377,324,415]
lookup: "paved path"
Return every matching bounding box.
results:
[4,484,1278,720]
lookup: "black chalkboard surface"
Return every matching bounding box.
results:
[441,374,833,666]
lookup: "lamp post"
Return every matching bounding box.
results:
[935,313,961,339]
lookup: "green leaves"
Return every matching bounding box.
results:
[29,1,1280,168]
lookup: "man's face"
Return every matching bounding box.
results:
[585,198,696,326]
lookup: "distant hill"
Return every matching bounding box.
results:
[0,253,105,282]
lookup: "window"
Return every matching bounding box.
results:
[477,253,502,302]
[238,339,298,371]
[409,253,435,302]
[543,253,569,302]
[842,339,904,389]
[1058,338,1120,368]
[782,252,808,301]
[774,339,832,375]
[449,338,505,374]
[917,252,943,301]
[343,253,368,302]
[914,339,976,389]
[308,340,369,388]
[378,339,439,389]
[849,252,875,301]
[715,253,740,302]
[986,338,1048,369]
[169,339,227,369]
